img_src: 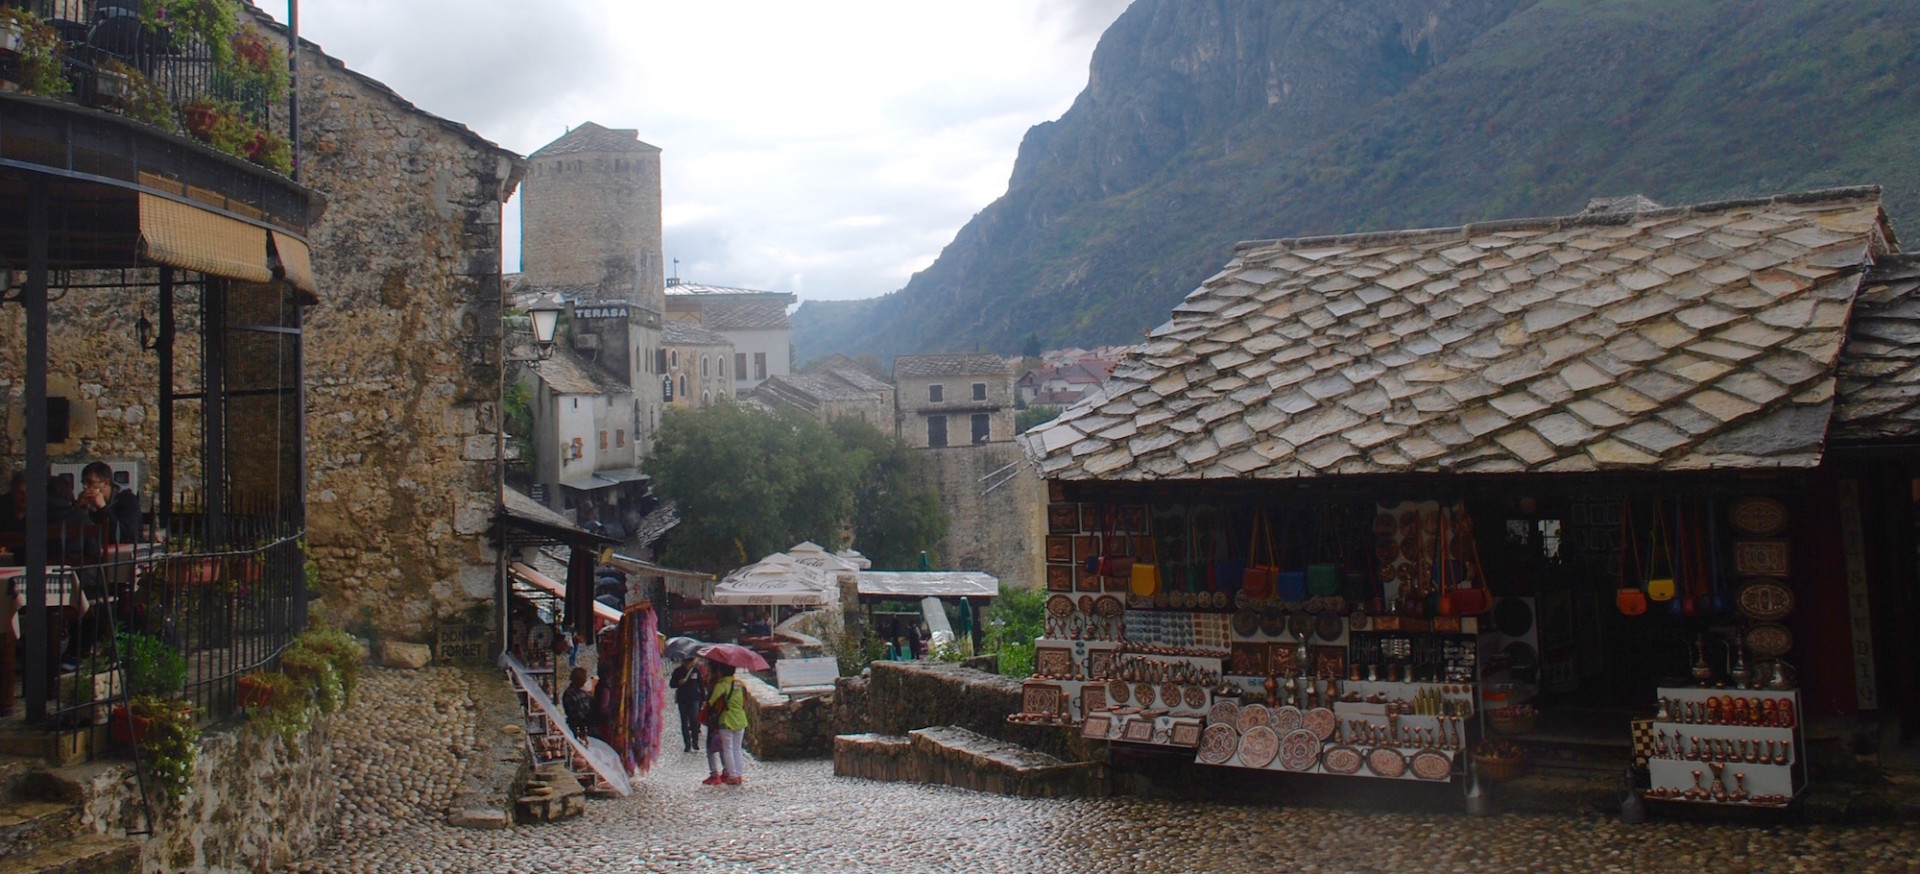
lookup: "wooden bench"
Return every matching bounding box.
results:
[774,655,840,697]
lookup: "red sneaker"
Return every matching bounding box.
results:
[701,774,723,786]
[722,774,744,785]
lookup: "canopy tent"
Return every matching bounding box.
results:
[708,560,836,606]
[854,570,999,600]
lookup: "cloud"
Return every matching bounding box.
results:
[279,0,1130,303]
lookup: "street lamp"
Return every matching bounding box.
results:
[495,291,564,659]
[520,293,563,361]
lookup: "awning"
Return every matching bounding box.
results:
[269,230,317,299]
[138,192,272,283]
[709,561,836,606]
[855,570,999,600]
[510,561,621,624]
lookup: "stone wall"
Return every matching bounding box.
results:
[914,442,1044,591]
[863,661,1095,763]
[739,674,843,761]
[77,719,336,873]
[520,139,664,309]
[293,36,525,638]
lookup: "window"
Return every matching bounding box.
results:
[670,349,678,369]
[616,429,625,447]
[701,355,709,376]
[720,357,727,378]
[679,374,687,397]
[570,437,583,459]
[972,413,990,444]
[972,382,987,401]
[571,398,578,409]
[662,377,673,403]
[927,415,948,448]
[754,352,767,380]
[928,384,944,403]
[656,348,667,374]
[702,390,712,406]
[46,397,70,443]
[599,431,608,450]
[734,353,745,378]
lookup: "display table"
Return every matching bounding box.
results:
[1642,686,1803,807]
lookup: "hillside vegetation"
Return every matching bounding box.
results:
[793,0,1920,363]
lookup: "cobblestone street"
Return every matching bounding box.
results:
[289,668,1920,873]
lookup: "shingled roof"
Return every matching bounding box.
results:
[1833,253,1920,442]
[894,354,1013,378]
[1027,187,1896,481]
[699,301,791,331]
[662,319,732,347]
[529,122,657,158]
[528,346,630,396]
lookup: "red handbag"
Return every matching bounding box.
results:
[1241,509,1278,601]
[1616,502,1648,616]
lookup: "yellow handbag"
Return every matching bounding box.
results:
[1646,500,1676,603]
[1129,560,1161,597]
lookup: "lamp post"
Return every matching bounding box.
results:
[494,292,566,657]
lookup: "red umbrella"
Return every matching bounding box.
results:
[698,643,770,671]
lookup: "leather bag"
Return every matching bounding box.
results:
[1616,501,1648,616]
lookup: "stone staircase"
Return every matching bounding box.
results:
[0,757,140,873]
[833,727,1103,798]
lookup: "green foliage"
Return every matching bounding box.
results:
[986,585,1046,677]
[829,417,947,569]
[143,0,240,66]
[225,25,288,102]
[1015,405,1064,434]
[1,8,71,97]
[502,379,536,465]
[291,627,362,708]
[828,629,886,676]
[98,60,178,132]
[242,671,311,752]
[279,642,343,715]
[131,695,198,807]
[118,632,186,698]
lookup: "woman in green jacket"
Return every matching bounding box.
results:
[702,663,749,785]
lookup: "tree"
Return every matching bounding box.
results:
[645,402,862,573]
[1016,404,1064,434]
[829,417,947,569]
[1022,332,1043,359]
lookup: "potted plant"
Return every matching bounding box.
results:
[224,24,286,102]
[118,631,187,698]
[95,59,177,132]
[279,640,342,714]
[142,0,240,64]
[291,627,364,708]
[128,694,198,806]
[241,670,311,750]
[0,7,70,97]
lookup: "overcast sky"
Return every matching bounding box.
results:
[267,0,1131,302]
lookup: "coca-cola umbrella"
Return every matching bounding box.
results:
[698,643,771,672]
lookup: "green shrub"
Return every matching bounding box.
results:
[118,632,186,698]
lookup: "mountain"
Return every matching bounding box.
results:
[792,0,1920,364]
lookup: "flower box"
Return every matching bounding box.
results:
[237,674,277,709]
[109,705,153,745]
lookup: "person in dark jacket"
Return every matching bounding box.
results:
[561,666,593,738]
[669,656,706,752]
[76,462,140,545]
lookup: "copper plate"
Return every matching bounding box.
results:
[1046,594,1073,618]
[1746,623,1793,658]
[1366,746,1406,778]
[1238,725,1281,769]
[1315,612,1345,642]
[1278,728,1321,772]
[1273,705,1305,733]
[1349,611,1370,632]
[1078,594,1095,614]
[1184,686,1208,709]
[1411,750,1452,781]
[1730,497,1789,536]
[1304,707,1337,741]
[1196,723,1239,765]
[1207,699,1240,728]
[1213,591,1229,609]
[1233,609,1259,637]
[1736,580,1794,622]
[1135,683,1157,707]
[1108,678,1130,704]
[1322,744,1363,775]
[1260,608,1288,637]
[1288,612,1314,639]
[1160,682,1183,709]
[1237,703,1273,733]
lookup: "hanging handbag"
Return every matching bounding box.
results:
[1272,512,1308,603]
[1616,501,1649,616]
[1705,497,1730,616]
[1678,501,1702,617]
[1305,505,1341,597]
[1211,508,1244,595]
[1127,512,1160,597]
[1185,511,1207,592]
[1647,500,1676,603]
[1439,504,1490,616]
[1243,509,1280,601]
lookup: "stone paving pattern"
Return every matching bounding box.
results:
[291,666,1920,873]
[1030,188,1895,480]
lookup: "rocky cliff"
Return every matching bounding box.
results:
[794,0,1920,363]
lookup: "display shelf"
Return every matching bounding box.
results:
[1642,687,1804,807]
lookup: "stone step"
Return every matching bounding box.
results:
[832,734,918,783]
[906,726,1102,798]
[0,832,140,874]
[0,800,83,861]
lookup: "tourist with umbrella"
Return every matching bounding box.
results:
[698,643,765,785]
[668,654,706,753]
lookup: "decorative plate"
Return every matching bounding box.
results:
[1207,699,1240,728]
[1349,611,1370,632]
[1278,728,1321,771]
[1304,707,1337,742]
[1184,686,1208,709]
[1237,703,1273,733]
[1160,682,1183,709]
[1213,591,1230,609]
[1366,746,1407,778]
[1746,623,1793,657]
[1260,608,1288,637]
[1730,497,1789,536]
[1273,705,1305,733]
[1081,714,1112,740]
[1322,745,1364,775]
[1410,750,1452,781]
[1196,724,1239,765]
[1094,595,1125,618]
[1170,720,1204,748]
[1046,594,1074,618]
[1135,683,1157,707]
[1315,612,1345,642]
[1736,579,1795,621]
[1078,594,1096,614]
[1288,612,1314,639]
[1108,679,1130,704]
[1238,725,1281,769]
[1233,608,1259,637]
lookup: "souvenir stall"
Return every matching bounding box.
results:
[1014,495,1492,785]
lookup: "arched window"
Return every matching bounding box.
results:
[702,390,711,406]
[678,374,687,398]
[670,349,678,369]
[701,355,709,376]
[719,357,726,377]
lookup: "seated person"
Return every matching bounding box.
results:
[76,462,140,545]
[0,472,25,533]
[44,477,95,564]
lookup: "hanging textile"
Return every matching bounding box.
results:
[566,546,597,641]
[607,602,665,775]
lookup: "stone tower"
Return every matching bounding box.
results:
[520,122,664,310]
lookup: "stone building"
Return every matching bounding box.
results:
[293,29,525,635]
[745,367,895,431]
[664,280,795,391]
[660,319,735,409]
[522,348,644,532]
[893,354,1016,448]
